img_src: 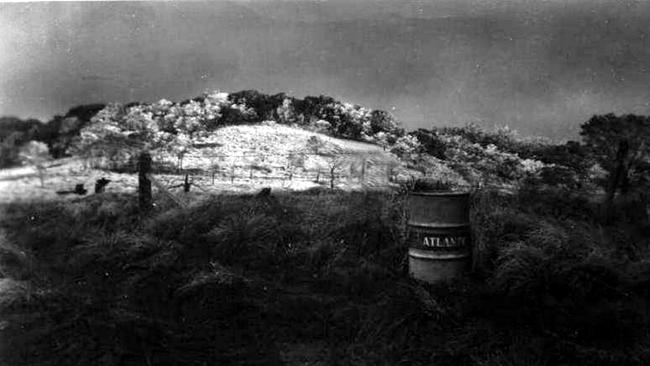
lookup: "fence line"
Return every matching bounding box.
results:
[147,173,187,208]
[79,148,415,195]
[191,151,390,157]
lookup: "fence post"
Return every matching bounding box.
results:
[138,151,152,211]
[183,174,191,193]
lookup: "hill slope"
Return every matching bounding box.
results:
[180,124,402,177]
[0,124,421,203]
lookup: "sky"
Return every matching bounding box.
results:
[1,0,649,141]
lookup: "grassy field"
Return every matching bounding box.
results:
[0,186,649,365]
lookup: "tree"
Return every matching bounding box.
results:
[0,116,42,142]
[306,136,325,155]
[411,129,446,159]
[229,90,285,122]
[286,150,305,181]
[369,110,398,134]
[277,97,299,125]
[390,134,422,159]
[348,157,366,183]
[0,131,24,168]
[18,141,51,187]
[169,133,192,172]
[41,104,106,158]
[71,104,169,171]
[0,117,44,167]
[580,114,650,219]
[323,154,349,190]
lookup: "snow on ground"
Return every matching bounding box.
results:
[0,125,419,204]
[177,124,399,175]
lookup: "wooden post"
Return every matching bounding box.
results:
[36,164,45,188]
[177,152,184,173]
[138,151,152,211]
[183,174,191,193]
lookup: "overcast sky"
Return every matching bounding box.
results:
[1,0,649,140]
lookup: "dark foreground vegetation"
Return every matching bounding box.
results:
[2,89,649,365]
[1,185,649,365]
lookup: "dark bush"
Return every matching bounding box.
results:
[228,89,287,121]
[411,129,446,159]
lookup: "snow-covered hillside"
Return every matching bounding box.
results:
[175,124,403,181]
[0,124,423,203]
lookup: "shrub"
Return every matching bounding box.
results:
[390,134,422,159]
[411,129,446,159]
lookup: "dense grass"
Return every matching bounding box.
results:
[0,187,649,365]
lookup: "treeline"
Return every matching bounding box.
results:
[106,89,408,146]
[67,90,423,171]
[2,89,649,211]
[411,116,650,221]
[183,90,407,142]
[0,104,106,167]
[1,90,418,168]
[411,125,593,187]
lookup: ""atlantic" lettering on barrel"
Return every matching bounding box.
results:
[422,236,467,248]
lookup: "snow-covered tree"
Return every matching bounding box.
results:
[18,141,50,187]
[277,98,299,125]
[390,135,422,159]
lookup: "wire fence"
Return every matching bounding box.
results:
[1,151,424,207]
[81,149,405,190]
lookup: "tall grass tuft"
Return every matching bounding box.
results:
[205,209,281,268]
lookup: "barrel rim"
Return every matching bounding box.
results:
[408,191,470,197]
[407,222,470,229]
[409,248,470,260]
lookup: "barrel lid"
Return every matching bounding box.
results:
[409,191,470,197]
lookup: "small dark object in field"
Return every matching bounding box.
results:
[74,184,87,195]
[257,187,272,197]
[94,178,111,193]
[56,183,88,196]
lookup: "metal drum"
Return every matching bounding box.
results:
[407,191,471,283]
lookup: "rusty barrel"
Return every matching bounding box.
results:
[407,191,471,283]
